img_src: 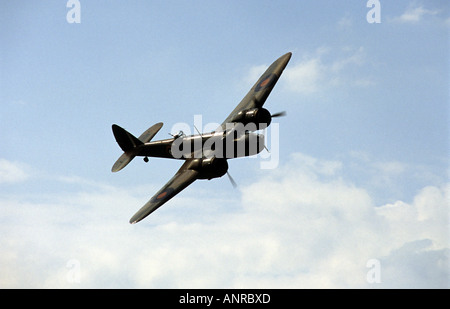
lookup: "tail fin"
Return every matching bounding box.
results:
[111,123,164,172]
[112,124,143,152]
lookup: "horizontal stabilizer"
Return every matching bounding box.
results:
[138,122,163,143]
[111,152,135,173]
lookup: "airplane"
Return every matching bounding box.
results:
[111,52,292,224]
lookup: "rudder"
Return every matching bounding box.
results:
[112,124,143,152]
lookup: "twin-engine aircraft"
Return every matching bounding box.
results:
[112,52,292,224]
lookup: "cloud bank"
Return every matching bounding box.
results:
[247,46,375,96]
[0,159,29,184]
[0,153,448,288]
[393,5,440,23]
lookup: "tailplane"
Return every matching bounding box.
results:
[111,123,163,172]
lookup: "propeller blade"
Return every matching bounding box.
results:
[227,171,237,188]
[271,111,286,118]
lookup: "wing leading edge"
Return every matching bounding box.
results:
[129,160,199,224]
[218,52,292,131]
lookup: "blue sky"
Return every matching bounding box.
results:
[0,1,448,288]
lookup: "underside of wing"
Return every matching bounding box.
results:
[217,52,292,132]
[129,161,199,224]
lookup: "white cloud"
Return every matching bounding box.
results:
[377,184,450,255]
[283,58,324,94]
[378,239,448,288]
[0,159,29,184]
[337,15,352,29]
[330,46,365,72]
[393,6,440,23]
[274,46,371,95]
[242,46,374,98]
[0,153,448,288]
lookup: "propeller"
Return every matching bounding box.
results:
[271,111,286,118]
[260,111,285,154]
[226,171,237,188]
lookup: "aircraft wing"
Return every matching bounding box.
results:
[217,52,292,132]
[129,160,199,224]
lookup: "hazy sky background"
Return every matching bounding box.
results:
[1,1,448,288]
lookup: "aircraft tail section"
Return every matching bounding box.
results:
[111,123,164,172]
[112,124,143,152]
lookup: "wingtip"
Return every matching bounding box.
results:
[282,52,292,61]
[270,52,292,70]
[129,216,138,224]
[129,212,145,224]
[129,215,144,224]
[112,124,121,132]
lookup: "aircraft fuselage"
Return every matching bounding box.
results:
[137,130,265,160]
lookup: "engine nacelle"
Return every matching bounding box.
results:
[186,157,228,180]
[231,107,271,130]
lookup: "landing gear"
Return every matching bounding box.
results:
[143,156,149,163]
